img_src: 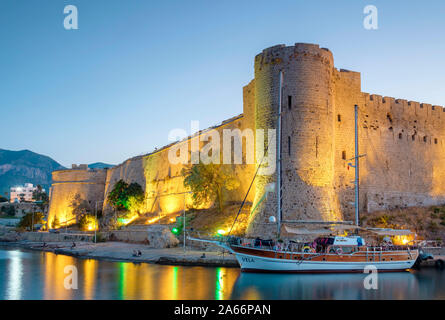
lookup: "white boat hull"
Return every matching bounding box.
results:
[233,251,416,273]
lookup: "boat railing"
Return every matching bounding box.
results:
[223,236,417,254]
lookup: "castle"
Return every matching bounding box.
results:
[48,43,445,237]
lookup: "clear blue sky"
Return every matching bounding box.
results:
[1,0,444,167]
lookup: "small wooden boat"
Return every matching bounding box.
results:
[189,78,419,273]
[190,235,419,273]
[225,235,418,273]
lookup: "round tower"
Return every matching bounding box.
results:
[247,43,341,237]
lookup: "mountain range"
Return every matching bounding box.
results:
[0,149,114,197]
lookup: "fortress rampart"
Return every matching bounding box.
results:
[48,43,445,237]
[48,168,107,225]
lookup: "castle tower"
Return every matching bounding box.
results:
[247,43,341,237]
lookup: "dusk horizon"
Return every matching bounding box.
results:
[3,0,445,167]
[2,0,445,308]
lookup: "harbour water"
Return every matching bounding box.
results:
[1,245,444,300]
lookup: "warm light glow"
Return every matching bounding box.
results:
[147,216,161,224]
[217,229,227,235]
[392,234,414,245]
[169,217,176,223]
[118,213,139,226]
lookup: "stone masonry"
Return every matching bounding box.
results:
[48,43,445,238]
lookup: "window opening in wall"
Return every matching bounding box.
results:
[337,114,341,122]
[412,135,415,141]
[288,96,292,110]
[424,136,427,143]
[316,136,318,158]
[288,136,291,156]
[398,133,402,139]
[342,151,346,160]
[435,138,438,144]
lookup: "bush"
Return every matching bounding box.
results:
[51,215,60,229]
[94,232,107,242]
[428,221,439,232]
[1,205,16,216]
[79,214,98,231]
[107,180,144,212]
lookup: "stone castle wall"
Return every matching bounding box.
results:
[48,42,445,237]
[48,115,256,227]
[248,43,445,237]
[48,169,107,226]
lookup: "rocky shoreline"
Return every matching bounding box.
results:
[0,239,239,268]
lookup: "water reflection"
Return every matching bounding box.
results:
[1,246,445,300]
[6,251,24,299]
[230,270,445,300]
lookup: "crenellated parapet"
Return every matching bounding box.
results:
[47,42,445,237]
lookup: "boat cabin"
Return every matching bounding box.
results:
[314,236,366,254]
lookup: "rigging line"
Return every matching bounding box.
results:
[227,142,271,236]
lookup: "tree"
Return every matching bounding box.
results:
[182,162,239,212]
[18,212,44,230]
[32,185,49,204]
[107,180,144,212]
[51,215,60,229]
[69,193,92,223]
[1,205,15,216]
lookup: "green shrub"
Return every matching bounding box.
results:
[94,232,107,242]
[428,221,439,232]
[107,180,144,212]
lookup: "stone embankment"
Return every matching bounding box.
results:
[0,226,238,267]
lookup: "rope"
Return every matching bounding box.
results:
[227,142,270,236]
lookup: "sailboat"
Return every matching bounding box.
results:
[189,71,419,273]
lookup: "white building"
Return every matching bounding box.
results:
[10,183,45,203]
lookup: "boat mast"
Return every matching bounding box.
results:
[277,71,283,237]
[354,104,359,226]
[348,105,365,227]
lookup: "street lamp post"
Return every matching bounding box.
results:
[95,200,104,243]
[183,193,186,253]
[183,191,192,254]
